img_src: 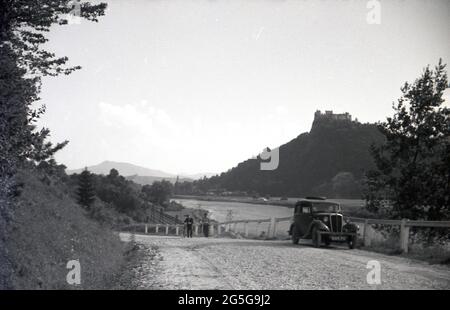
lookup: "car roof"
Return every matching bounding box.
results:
[295,198,340,205]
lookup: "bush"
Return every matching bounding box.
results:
[87,200,134,229]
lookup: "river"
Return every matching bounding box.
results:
[172,198,293,222]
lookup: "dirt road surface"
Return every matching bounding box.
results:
[120,233,450,290]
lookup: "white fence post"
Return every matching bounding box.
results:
[156,224,159,234]
[211,225,215,236]
[144,224,148,234]
[400,219,410,253]
[195,225,199,236]
[165,224,169,235]
[176,225,180,236]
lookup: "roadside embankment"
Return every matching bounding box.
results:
[3,168,131,289]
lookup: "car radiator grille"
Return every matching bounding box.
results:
[330,214,343,232]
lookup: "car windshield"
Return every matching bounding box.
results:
[311,202,340,212]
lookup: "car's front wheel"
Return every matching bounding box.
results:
[348,235,357,249]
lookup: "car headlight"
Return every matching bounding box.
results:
[323,216,328,222]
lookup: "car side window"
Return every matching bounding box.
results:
[302,206,310,214]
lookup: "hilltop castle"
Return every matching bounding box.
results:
[314,110,352,121]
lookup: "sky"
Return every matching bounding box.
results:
[38,0,450,175]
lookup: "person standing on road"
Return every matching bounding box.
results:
[182,215,188,237]
[202,213,210,237]
[184,214,194,238]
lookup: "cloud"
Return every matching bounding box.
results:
[98,101,179,149]
[95,101,301,173]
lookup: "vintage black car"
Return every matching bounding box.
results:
[288,197,358,249]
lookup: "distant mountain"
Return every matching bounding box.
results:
[67,160,176,178]
[200,112,385,198]
[66,161,203,185]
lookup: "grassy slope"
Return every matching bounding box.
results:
[5,169,126,289]
[0,217,12,288]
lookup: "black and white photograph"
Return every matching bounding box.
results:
[0,0,449,296]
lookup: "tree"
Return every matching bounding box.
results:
[0,1,107,211]
[331,172,360,198]
[108,168,119,179]
[90,169,146,218]
[77,169,96,209]
[142,181,173,205]
[0,0,106,289]
[0,2,107,165]
[365,60,450,221]
[0,0,107,162]
[174,175,179,195]
[0,1,107,76]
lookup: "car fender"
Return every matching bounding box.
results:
[289,223,294,235]
[308,220,330,235]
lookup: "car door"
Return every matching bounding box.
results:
[297,202,313,236]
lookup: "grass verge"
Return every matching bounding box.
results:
[4,168,131,289]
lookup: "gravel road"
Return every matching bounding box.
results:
[120,233,450,290]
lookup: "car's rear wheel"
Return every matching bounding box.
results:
[348,235,357,249]
[291,226,299,244]
[312,226,320,248]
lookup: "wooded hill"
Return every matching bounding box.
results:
[196,116,385,198]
